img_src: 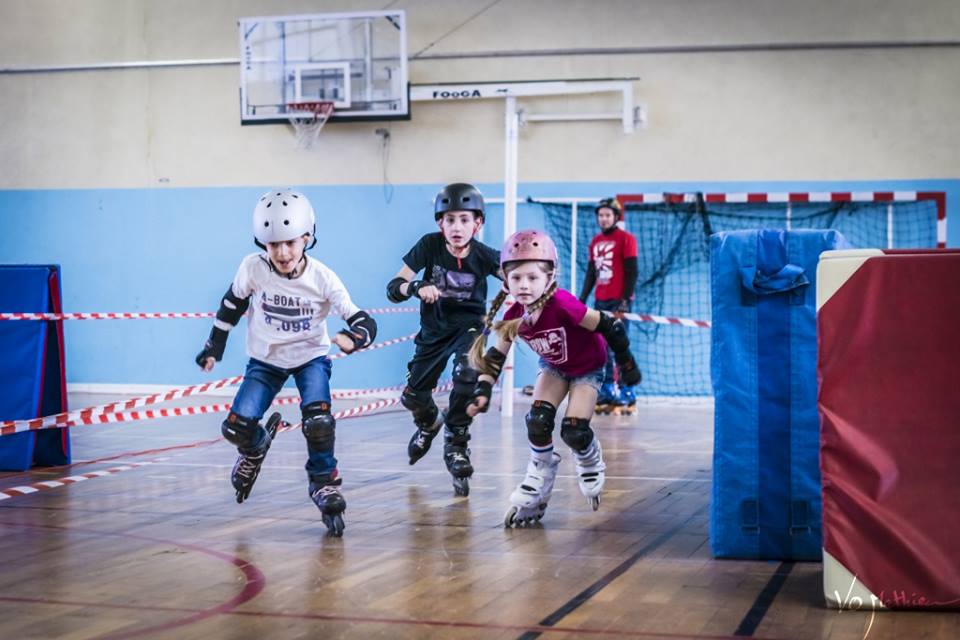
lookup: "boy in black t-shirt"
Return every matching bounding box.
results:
[386,183,501,496]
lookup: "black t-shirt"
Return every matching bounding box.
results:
[403,233,501,333]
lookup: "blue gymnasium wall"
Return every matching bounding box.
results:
[1,178,958,390]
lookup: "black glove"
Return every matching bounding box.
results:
[471,380,493,413]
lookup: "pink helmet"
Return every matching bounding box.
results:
[501,229,559,271]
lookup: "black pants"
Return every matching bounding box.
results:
[406,324,481,444]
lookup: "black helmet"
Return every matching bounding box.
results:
[434,183,485,221]
[596,197,623,220]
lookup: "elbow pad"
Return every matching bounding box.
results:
[595,312,630,354]
[386,277,412,303]
[339,310,378,350]
[214,285,250,331]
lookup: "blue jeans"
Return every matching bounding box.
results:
[231,356,335,478]
[594,298,630,386]
[539,360,605,392]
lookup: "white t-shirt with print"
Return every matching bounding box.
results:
[231,253,360,369]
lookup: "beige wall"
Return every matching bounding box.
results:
[1,0,958,188]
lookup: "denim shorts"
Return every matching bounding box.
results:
[538,359,605,392]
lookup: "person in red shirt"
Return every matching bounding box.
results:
[578,198,641,414]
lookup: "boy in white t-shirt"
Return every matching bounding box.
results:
[196,189,377,537]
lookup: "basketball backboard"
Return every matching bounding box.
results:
[238,10,409,123]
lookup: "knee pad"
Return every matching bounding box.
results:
[401,387,439,429]
[560,417,594,452]
[221,412,266,449]
[525,400,557,447]
[302,401,336,448]
[452,354,478,395]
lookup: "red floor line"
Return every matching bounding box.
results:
[0,595,781,640]
[0,522,266,640]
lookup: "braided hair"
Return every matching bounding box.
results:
[469,261,558,376]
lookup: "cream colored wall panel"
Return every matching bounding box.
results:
[0,0,146,66]
[1,0,958,188]
[1,72,150,188]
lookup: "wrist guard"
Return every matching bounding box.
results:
[472,380,493,413]
[407,279,427,299]
[338,310,378,351]
[196,327,228,367]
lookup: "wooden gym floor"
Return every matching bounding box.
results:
[0,394,957,639]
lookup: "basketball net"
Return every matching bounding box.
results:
[287,101,335,150]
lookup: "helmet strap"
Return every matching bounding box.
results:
[266,254,306,280]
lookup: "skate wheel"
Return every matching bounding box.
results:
[504,505,519,528]
[323,513,345,537]
[589,496,600,511]
[453,477,470,497]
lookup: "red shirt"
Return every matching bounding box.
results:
[588,227,638,301]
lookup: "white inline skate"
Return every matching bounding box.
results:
[504,452,562,527]
[574,439,606,511]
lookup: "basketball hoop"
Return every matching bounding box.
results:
[287,101,335,149]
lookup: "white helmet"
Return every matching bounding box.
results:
[253,189,316,248]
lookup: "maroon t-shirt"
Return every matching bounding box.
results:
[504,288,607,377]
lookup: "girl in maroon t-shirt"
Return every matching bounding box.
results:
[466,230,641,526]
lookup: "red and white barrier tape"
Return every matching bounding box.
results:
[56,403,237,428]
[4,380,435,434]
[279,382,453,433]
[0,375,246,434]
[502,300,710,329]
[328,332,416,360]
[0,381,454,502]
[0,308,419,321]
[332,383,407,399]
[621,312,711,329]
[0,460,161,502]
[0,312,214,321]
[0,305,710,327]
[1,333,416,435]
[363,307,419,315]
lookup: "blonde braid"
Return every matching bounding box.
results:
[493,279,559,343]
[469,288,510,376]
